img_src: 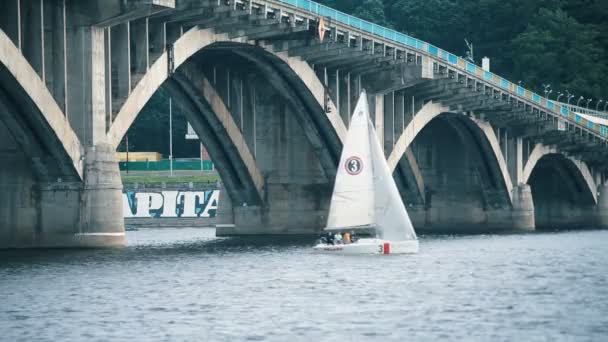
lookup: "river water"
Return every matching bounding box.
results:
[1,228,607,341]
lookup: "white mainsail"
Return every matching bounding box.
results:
[325,93,375,230]
[325,91,417,242]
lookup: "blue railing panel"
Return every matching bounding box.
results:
[448,53,458,64]
[517,86,525,96]
[575,115,582,123]
[361,20,373,33]
[561,107,569,116]
[547,101,554,110]
[500,78,509,89]
[532,94,541,103]
[319,6,335,17]
[588,121,595,129]
[466,62,476,73]
[484,71,492,81]
[428,45,439,56]
[337,12,349,24]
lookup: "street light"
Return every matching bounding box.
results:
[556,92,564,102]
[596,100,604,111]
[566,90,574,104]
[543,84,551,98]
[586,98,592,109]
[576,96,585,106]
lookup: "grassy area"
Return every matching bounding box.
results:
[121,171,221,184]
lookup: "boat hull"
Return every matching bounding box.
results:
[313,238,418,255]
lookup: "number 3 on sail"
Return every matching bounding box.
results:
[345,156,363,175]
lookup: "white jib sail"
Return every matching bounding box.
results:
[368,115,417,241]
[325,93,375,230]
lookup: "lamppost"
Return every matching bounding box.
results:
[596,100,604,111]
[566,90,575,104]
[576,96,585,107]
[543,84,551,98]
[586,98,592,109]
[556,92,564,102]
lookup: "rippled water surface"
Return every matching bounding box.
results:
[1,228,608,341]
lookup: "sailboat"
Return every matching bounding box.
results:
[313,91,419,254]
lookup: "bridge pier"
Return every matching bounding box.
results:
[511,184,535,231]
[76,144,125,247]
[596,184,608,228]
[0,144,124,248]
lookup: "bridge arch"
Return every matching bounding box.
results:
[524,144,597,229]
[387,102,513,206]
[107,26,345,179]
[164,63,264,205]
[523,144,597,204]
[0,30,83,181]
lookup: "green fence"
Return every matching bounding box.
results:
[119,159,214,171]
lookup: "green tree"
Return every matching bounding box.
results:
[353,0,387,25]
[511,8,606,99]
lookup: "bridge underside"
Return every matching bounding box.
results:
[529,155,597,229]
[405,115,513,232]
[169,48,337,235]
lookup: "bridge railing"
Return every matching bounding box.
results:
[276,0,608,138]
[556,102,608,119]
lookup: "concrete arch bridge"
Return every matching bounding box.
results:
[1,0,608,247]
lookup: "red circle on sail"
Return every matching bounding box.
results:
[345,156,363,175]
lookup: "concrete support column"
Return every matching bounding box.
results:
[21,0,45,80]
[505,132,517,185]
[374,93,384,150]
[344,72,351,126]
[131,17,149,75]
[384,92,394,155]
[78,144,125,246]
[597,184,608,228]
[215,182,234,226]
[148,19,166,64]
[0,0,21,49]
[66,24,106,146]
[46,0,67,112]
[337,70,349,126]
[511,184,535,231]
[111,22,130,100]
[394,92,404,146]
[242,74,256,154]
[516,137,523,184]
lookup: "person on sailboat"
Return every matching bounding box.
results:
[342,232,351,244]
[334,232,343,244]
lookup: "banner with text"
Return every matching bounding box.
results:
[123,190,220,218]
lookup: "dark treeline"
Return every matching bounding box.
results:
[318,0,608,102]
[123,0,607,154]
